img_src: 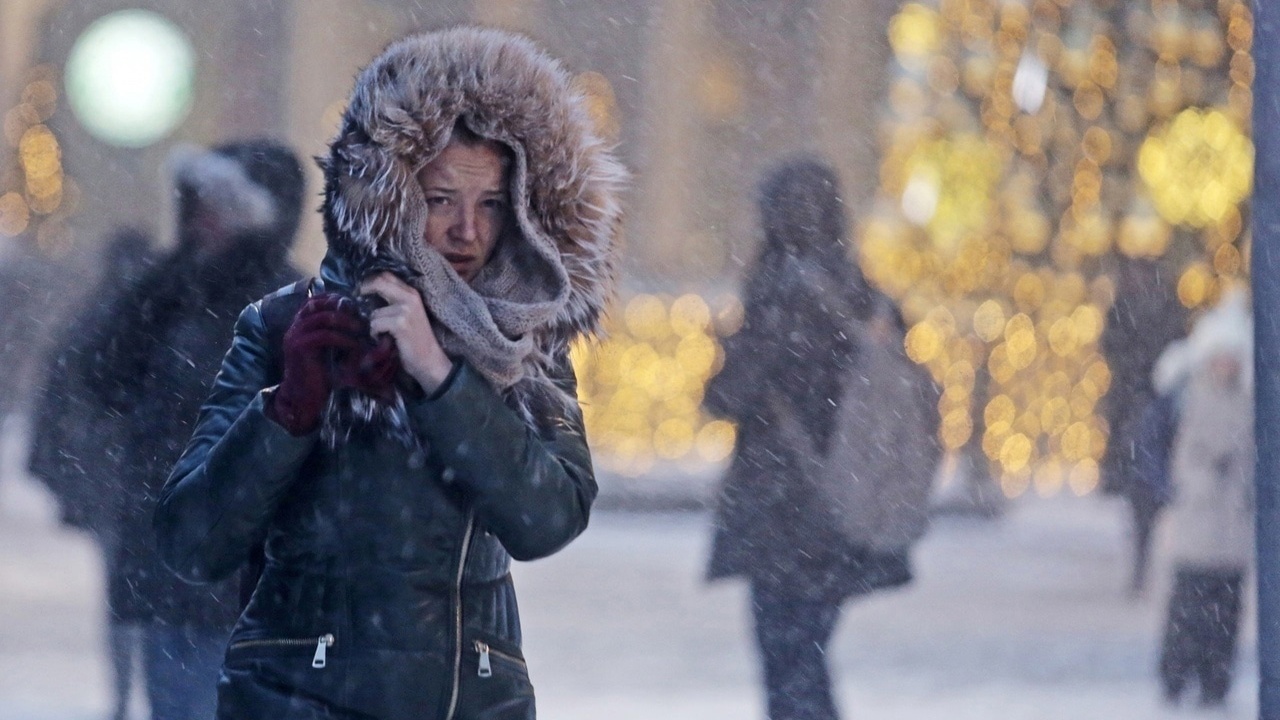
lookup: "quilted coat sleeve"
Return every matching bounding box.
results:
[154,302,317,583]
[407,357,597,562]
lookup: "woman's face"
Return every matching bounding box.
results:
[416,139,510,283]
[1209,352,1242,387]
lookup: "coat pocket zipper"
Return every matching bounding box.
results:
[474,640,526,678]
[229,634,335,669]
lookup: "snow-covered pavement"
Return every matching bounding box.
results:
[0,470,1257,719]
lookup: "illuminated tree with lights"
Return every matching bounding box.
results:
[0,64,76,254]
[858,0,1252,499]
[570,292,742,479]
[568,67,743,481]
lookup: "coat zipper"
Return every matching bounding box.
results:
[474,640,526,678]
[442,511,476,720]
[228,634,335,669]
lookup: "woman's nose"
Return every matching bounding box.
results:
[453,206,478,245]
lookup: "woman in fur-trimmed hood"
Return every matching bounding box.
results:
[155,27,624,720]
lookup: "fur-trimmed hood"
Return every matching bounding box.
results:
[318,26,626,352]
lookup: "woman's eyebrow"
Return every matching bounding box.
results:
[422,185,458,193]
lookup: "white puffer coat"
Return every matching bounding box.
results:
[1163,291,1254,571]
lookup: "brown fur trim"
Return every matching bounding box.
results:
[319,26,626,351]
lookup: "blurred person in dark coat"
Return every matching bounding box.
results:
[1152,289,1253,707]
[0,240,60,429]
[29,228,156,531]
[27,227,157,720]
[84,140,304,720]
[1099,257,1188,595]
[703,158,938,720]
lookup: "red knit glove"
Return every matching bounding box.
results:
[265,294,364,435]
[335,333,402,403]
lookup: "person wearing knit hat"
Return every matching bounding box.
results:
[155,28,624,720]
[1153,288,1254,707]
[82,139,306,720]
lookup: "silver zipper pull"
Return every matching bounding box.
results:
[476,641,493,678]
[313,634,334,668]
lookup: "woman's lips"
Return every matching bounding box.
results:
[443,253,476,276]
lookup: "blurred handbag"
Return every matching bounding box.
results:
[772,315,941,552]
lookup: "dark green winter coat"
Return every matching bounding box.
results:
[155,276,595,719]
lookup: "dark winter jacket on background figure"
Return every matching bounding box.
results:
[1100,258,1187,497]
[89,141,305,626]
[154,28,624,720]
[704,159,932,603]
[28,228,157,537]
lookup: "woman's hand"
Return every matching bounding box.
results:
[267,293,365,435]
[359,273,454,392]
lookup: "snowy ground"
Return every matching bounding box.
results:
[0,466,1258,719]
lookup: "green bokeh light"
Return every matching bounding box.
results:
[64,9,195,148]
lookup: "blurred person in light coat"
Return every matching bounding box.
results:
[1154,288,1254,707]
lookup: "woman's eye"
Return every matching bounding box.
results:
[426,196,450,207]
[481,197,507,210]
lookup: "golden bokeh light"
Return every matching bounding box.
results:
[19,125,61,181]
[905,320,945,364]
[4,104,40,147]
[1001,469,1031,498]
[899,135,1004,250]
[1177,262,1214,308]
[889,4,943,61]
[696,420,737,463]
[21,80,57,122]
[0,192,31,236]
[999,432,1034,473]
[2,72,72,250]
[653,418,696,460]
[573,294,733,476]
[670,294,711,336]
[941,409,974,450]
[624,294,668,340]
[1068,459,1101,495]
[572,71,621,141]
[1118,210,1172,258]
[1137,108,1252,228]
[1034,460,1066,496]
[985,394,1017,428]
[973,299,1007,342]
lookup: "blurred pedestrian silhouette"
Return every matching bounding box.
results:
[81,141,304,720]
[703,157,940,720]
[27,227,157,720]
[0,238,62,459]
[1099,257,1187,595]
[1150,289,1253,707]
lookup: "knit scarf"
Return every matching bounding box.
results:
[321,198,572,451]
